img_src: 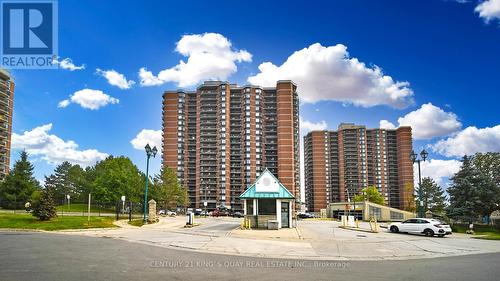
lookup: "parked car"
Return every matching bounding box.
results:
[297,212,314,219]
[388,218,452,237]
[158,209,166,216]
[233,211,243,218]
[194,209,203,216]
[166,210,177,217]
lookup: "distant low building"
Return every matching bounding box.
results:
[327,200,415,222]
[0,69,14,180]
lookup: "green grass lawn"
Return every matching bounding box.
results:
[470,232,500,240]
[452,224,500,240]
[0,213,117,231]
[128,219,144,227]
[56,203,115,213]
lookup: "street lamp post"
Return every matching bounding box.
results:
[410,149,428,218]
[143,144,158,224]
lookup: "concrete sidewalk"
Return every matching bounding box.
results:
[57,217,500,261]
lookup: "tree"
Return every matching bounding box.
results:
[91,156,144,203]
[448,154,500,222]
[47,161,89,203]
[0,151,40,209]
[68,164,88,201]
[420,177,446,214]
[354,186,384,205]
[472,152,500,222]
[50,161,74,204]
[179,186,190,209]
[32,185,57,221]
[447,155,481,221]
[403,182,416,212]
[472,152,500,187]
[151,167,184,210]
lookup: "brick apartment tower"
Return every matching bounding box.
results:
[304,123,414,212]
[0,69,14,180]
[162,81,300,212]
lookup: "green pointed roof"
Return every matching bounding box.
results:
[239,169,295,199]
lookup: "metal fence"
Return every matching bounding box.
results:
[56,199,144,221]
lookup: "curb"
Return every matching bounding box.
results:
[295,226,303,239]
[339,226,377,233]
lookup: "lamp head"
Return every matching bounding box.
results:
[420,149,428,161]
[410,150,417,163]
[152,146,158,157]
[145,143,151,154]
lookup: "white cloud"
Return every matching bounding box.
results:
[12,124,108,167]
[300,118,328,133]
[379,120,396,129]
[431,125,500,157]
[139,33,252,87]
[247,43,414,108]
[397,103,462,139]
[52,57,85,71]
[416,159,462,187]
[475,0,500,22]
[138,68,164,86]
[96,68,135,89]
[57,99,70,108]
[58,89,119,110]
[131,129,162,151]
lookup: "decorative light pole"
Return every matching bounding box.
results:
[411,149,428,218]
[143,144,158,223]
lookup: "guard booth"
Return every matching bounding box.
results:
[239,169,295,229]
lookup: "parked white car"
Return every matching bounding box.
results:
[388,218,452,237]
[158,210,176,217]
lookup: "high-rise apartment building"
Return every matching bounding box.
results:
[304,123,413,212]
[0,69,14,180]
[162,81,300,212]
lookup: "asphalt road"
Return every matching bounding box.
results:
[1,231,499,281]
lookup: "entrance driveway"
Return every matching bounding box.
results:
[54,217,500,261]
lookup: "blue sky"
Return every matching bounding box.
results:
[8,0,500,189]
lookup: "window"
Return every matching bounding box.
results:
[390,211,403,220]
[246,200,253,214]
[369,206,382,220]
[258,199,276,215]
